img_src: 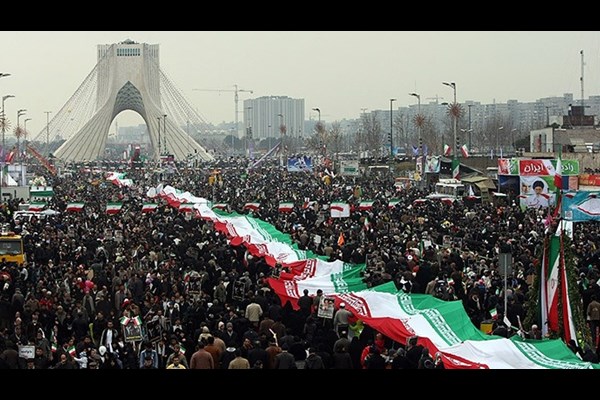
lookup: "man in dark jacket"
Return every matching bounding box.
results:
[304,346,325,369]
[274,343,296,369]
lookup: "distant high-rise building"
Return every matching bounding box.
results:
[244,96,305,142]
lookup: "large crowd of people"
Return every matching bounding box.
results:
[0,155,598,369]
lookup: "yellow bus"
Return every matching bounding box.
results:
[0,224,25,266]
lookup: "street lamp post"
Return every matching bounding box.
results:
[409,93,424,185]
[1,95,14,157]
[389,99,396,159]
[497,126,504,157]
[278,113,285,165]
[156,116,162,160]
[511,128,517,153]
[44,111,52,156]
[21,118,31,186]
[245,106,253,158]
[467,104,473,150]
[268,124,272,152]
[163,114,167,155]
[312,108,323,157]
[442,81,459,179]
[0,95,13,196]
[16,109,26,162]
[312,108,320,123]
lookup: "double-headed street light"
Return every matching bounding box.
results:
[24,118,31,151]
[16,109,26,161]
[389,99,396,159]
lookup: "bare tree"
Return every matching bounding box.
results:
[393,113,408,154]
[326,122,344,156]
[357,111,382,157]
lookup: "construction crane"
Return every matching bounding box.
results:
[193,85,253,144]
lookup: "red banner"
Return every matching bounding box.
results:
[578,173,600,187]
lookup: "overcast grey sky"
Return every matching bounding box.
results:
[2,31,599,136]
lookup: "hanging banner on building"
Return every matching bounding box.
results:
[579,174,600,187]
[518,159,579,176]
[518,159,557,176]
[339,160,360,176]
[287,156,313,172]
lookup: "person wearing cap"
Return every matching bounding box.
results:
[333,302,352,337]
[333,329,350,353]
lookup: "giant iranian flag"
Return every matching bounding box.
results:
[268,264,367,310]
[147,183,596,368]
[278,259,364,281]
[333,282,598,369]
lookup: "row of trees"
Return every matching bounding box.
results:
[215,105,532,159]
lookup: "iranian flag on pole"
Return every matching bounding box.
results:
[359,200,374,211]
[66,202,85,212]
[540,235,561,336]
[141,203,158,213]
[50,331,58,353]
[363,216,371,231]
[559,230,577,346]
[106,202,123,215]
[554,155,563,190]
[388,199,400,209]
[67,345,77,357]
[461,144,470,158]
[278,202,294,213]
[443,144,452,156]
[331,282,597,369]
[451,158,460,180]
[28,202,46,211]
[490,308,498,320]
[267,264,367,310]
